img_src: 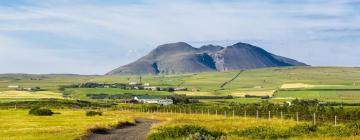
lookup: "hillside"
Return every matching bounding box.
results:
[106,42,308,75]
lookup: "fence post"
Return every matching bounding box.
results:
[244,111,247,119]
[224,111,227,118]
[268,111,271,121]
[202,109,204,115]
[313,113,316,125]
[216,110,218,118]
[256,110,259,120]
[208,109,210,116]
[232,110,235,119]
[281,111,283,121]
[296,112,299,124]
[335,116,337,127]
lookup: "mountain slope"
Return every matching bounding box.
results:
[106,42,308,75]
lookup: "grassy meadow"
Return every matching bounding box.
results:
[1,109,358,140]
[0,67,360,139]
[0,109,133,140]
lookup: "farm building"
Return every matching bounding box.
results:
[134,96,173,105]
[157,99,173,105]
[175,87,187,91]
[144,86,158,91]
[7,85,19,88]
[129,82,138,85]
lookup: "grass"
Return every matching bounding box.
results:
[0,109,133,140]
[0,109,359,140]
[0,91,63,103]
[64,88,171,99]
[1,67,360,102]
[274,90,360,103]
[0,91,63,99]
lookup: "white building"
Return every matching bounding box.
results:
[8,85,19,88]
[144,86,158,91]
[134,96,173,105]
[157,99,174,105]
[129,82,138,85]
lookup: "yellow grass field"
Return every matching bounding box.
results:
[0,110,358,140]
[175,91,215,96]
[0,110,132,140]
[280,83,343,89]
[230,90,275,97]
[0,91,63,99]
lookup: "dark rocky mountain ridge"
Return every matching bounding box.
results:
[106,42,308,75]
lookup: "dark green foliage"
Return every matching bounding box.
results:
[286,123,317,136]
[0,99,111,109]
[86,111,102,116]
[29,108,54,116]
[232,123,360,138]
[147,125,225,140]
[232,126,289,139]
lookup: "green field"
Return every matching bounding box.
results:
[1,67,360,102]
[274,90,360,103]
[64,88,171,99]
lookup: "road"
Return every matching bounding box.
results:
[87,119,158,140]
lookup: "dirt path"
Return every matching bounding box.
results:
[87,119,158,140]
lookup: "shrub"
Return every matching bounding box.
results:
[28,108,54,116]
[286,123,317,136]
[147,125,225,140]
[232,126,289,139]
[86,111,102,116]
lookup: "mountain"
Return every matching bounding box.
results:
[106,42,308,75]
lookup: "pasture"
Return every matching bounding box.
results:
[64,88,170,99]
[1,109,359,140]
[0,109,132,140]
[1,67,360,103]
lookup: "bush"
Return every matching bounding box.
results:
[28,108,54,116]
[86,111,102,116]
[232,126,289,139]
[286,123,317,136]
[147,125,225,140]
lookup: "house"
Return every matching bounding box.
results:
[8,85,19,88]
[129,82,138,85]
[157,99,173,105]
[133,96,173,105]
[175,87,187,91]
[23,88,32,91]
[144,86,158,91]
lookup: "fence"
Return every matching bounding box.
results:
[117,107,354,126]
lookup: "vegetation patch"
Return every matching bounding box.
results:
[86,111,103,116]
[147,125,225,140]
[28,108,54,116]
[231,126,289,139]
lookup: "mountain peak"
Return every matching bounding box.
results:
[199,44,224,52]
[106,42,308,75]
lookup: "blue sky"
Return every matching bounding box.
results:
[0,0,360,74]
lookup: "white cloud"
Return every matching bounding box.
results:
[0,0,359,74]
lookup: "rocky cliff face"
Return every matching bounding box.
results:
[106,42,308,75]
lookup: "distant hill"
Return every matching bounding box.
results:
[106,42,308,75]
